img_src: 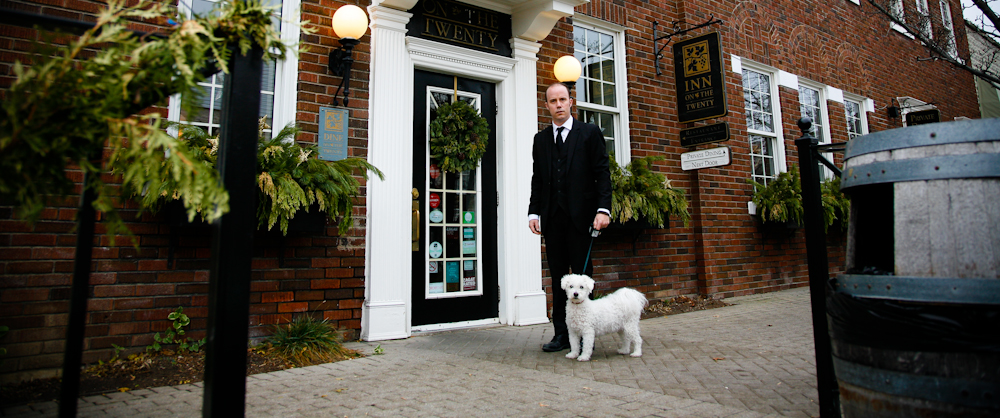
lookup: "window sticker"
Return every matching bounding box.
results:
[462,240,476,255]
[429,209,444,223]
[428,261,439,274]
[429,241,443,258]
[429,282,444,294]
[463,276,477,291]
[446,262,460,283]
[463,211,475,224]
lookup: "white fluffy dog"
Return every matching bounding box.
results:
[560,274,647,361]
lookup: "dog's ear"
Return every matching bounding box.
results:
[560,275,571,290]
[584,276,595,292]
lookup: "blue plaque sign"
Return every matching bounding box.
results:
[319,107,348,161]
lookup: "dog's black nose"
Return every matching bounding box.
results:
[573,292,578,298]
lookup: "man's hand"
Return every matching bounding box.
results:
[593,212,610,231]
[529,219,542,235]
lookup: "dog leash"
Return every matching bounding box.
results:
[581,226,601,273]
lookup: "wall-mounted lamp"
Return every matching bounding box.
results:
[329,5,369,106]
[553,55,582,97]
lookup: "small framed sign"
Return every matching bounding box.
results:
[319,107,349,161]
[905,109,940,126]
[680,122,730,147]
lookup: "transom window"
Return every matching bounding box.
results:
[742,68,779,185]
[572,16,631,164]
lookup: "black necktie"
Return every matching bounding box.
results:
[555,127,565,153]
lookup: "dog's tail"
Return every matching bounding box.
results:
[610,288,648,311]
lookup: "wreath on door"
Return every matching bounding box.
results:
[429,100,490,173]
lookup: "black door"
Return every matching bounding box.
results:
[411,70,498,326]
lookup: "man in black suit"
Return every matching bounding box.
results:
[528,82,612,352]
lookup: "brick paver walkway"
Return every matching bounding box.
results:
[2,287,820,417]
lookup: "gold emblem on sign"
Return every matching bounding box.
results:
[682,40,711,78]
[325,110,345,130]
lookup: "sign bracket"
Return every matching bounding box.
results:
[653,16,723,76]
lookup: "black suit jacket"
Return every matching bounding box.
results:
[528,118,612,235]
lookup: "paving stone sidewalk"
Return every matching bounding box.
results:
[2,287,820,418]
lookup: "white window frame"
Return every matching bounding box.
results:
[915,0,932,39]
[939,0,959,59]
[733,56,786,186]
[167,0,300,136]
[798,79,831,146]
[890,0,912,37]
[843,93,871,141]
[572,15,632,166]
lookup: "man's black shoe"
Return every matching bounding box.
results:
[542,335,571,352]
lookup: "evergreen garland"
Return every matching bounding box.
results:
[428,101,490,173]
[749,164,850,232]
[610,156,691,228]
[120,119,383,235]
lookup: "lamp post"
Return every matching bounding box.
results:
[553,55,582,98]
[329,5,368,106]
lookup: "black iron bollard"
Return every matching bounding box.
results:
[202,43,263,417]
[794,117,841,418]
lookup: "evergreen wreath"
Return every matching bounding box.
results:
[429,100,490,173]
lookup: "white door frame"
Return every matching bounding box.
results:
[361,0,585,341]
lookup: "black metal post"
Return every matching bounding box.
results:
[794,117,841,418]
[58,171,97,418]
[202,43,263,417]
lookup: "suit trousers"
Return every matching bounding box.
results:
[544,206,595,336]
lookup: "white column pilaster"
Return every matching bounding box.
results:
[362,6,413,341]
[506,38,548,326]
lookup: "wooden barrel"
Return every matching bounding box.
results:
[832,118,1000,417]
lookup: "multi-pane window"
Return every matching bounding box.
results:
[171,0,289,138]
[573,17,630,163]
[916,0,932,38]
[845,99,866,140]
[890,0,907,33]
[425,89,482,297]
[940,0,958,58]
[798,85,826,143]
[742,68,779,185]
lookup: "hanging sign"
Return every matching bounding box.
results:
[674,32,728,123]
[407,0,513,57]
[680,122,730,147]
[905,109,940,126]
[319,107,349,161]
[681,146,731,170]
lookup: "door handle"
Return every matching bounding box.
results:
[412,188,420,251]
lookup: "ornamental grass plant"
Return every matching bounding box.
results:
[264,316,359,367]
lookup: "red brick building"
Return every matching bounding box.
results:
[0,0,979,383]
